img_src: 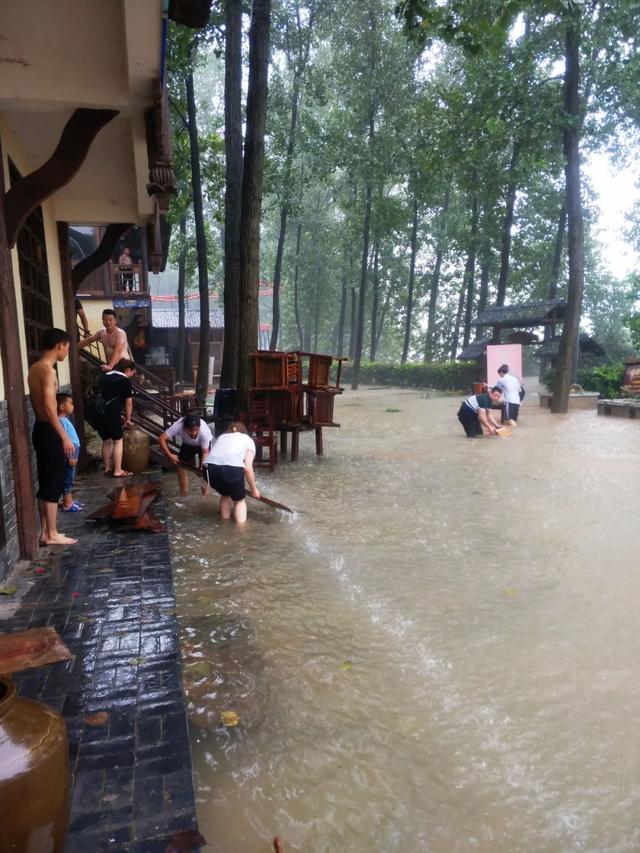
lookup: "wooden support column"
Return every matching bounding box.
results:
[58,221,87,470]
[0,141,37,560]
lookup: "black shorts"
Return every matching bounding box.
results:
[504,402,520,421]
[205,464,245,502]
[457,403,481,438]
[179,444,204,465]
[95,416,124,441]
[32,421,67,503]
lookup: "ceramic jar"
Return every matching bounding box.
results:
[122,425,150,473]
[0,676,70,852]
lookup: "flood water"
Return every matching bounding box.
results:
[168,388,640,852]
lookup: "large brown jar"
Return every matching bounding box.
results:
[123,424,151,473]
[0,676,70,852]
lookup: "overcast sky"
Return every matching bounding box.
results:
[586,151,640,280]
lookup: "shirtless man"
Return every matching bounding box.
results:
[27,328,78,545]
[78,308,133,372]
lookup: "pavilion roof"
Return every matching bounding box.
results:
[457,340,488,361]
[471,298,566,328]
[537,333,606,358]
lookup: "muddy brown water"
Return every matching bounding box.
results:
[168,389,640,852]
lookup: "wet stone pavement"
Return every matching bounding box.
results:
[0,471,200,852]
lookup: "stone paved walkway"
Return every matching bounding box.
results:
[0,471,199,853]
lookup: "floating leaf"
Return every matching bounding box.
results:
[339,661,353,672]
[127,656,147,666]
[84,712,109,727]
[165,829,207,852]
[385,407,401,413]
[0,585,17,596]
[503,587,520,598]
[185,661,211,679]
[219,710,240,727]
[103,793,119,803]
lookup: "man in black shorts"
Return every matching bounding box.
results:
[27,328,78,545]
[457,386,503,438]
[158,413,213,495]
[87,358,136,476]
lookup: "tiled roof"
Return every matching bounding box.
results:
[151,303,225,329]
[472,298,566,328]
[457,340,488,360]
[537,333,605,358]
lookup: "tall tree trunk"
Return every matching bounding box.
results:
[548,201,567,302]
[424,189,449,361]
[450,279,466,361]
[349,286,356,359]
[402,198,419,363]
[220,0,243,389]
[369,244,380,361]
[176,213,187,382]
[237,0,272,409]
[552,15,584,413]
[475,244,491,341]
[186,66,210,408]
[543,202,567,348]
[374,287,390,358]
[337,277,347,357]
[495,143,519,308]
[270,4,317,350]
[351,182,373,389]
[351,8,376,390]
[462,191,479,348]
[292,221,304,349]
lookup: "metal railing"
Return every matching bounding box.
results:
[109,261,145,295]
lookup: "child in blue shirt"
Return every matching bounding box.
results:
[57,393,83,512]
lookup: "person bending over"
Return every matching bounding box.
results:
[204,422,260,524]
[159,413,213,496]
[496,363,524,427]
[27,328,78,545]
[457,387,503,438]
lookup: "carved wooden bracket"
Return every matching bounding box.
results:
[145,78,176,213]
[3,108,118,248]
[72,223,132,295]
[146,199,170,274]
[169,0,212,28]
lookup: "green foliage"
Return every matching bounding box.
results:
[545,363,626,397]
[340,360,478,390]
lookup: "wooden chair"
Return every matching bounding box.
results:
[247,395,278,470]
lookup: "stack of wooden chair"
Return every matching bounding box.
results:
[246,350,347,466]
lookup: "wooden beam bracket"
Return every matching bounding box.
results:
[4,108,118,248]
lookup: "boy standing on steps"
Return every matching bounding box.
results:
[57,393,83,512]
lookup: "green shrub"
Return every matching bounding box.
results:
[340,360,478,391]
[544,363,625,398]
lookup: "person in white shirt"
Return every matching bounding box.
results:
[158,413,213,496]
[496,364,524,426]
[205,422,260,524]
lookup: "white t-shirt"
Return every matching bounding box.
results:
[496,373,521,405]
[207,432,256,467]
[165,418,213,448]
